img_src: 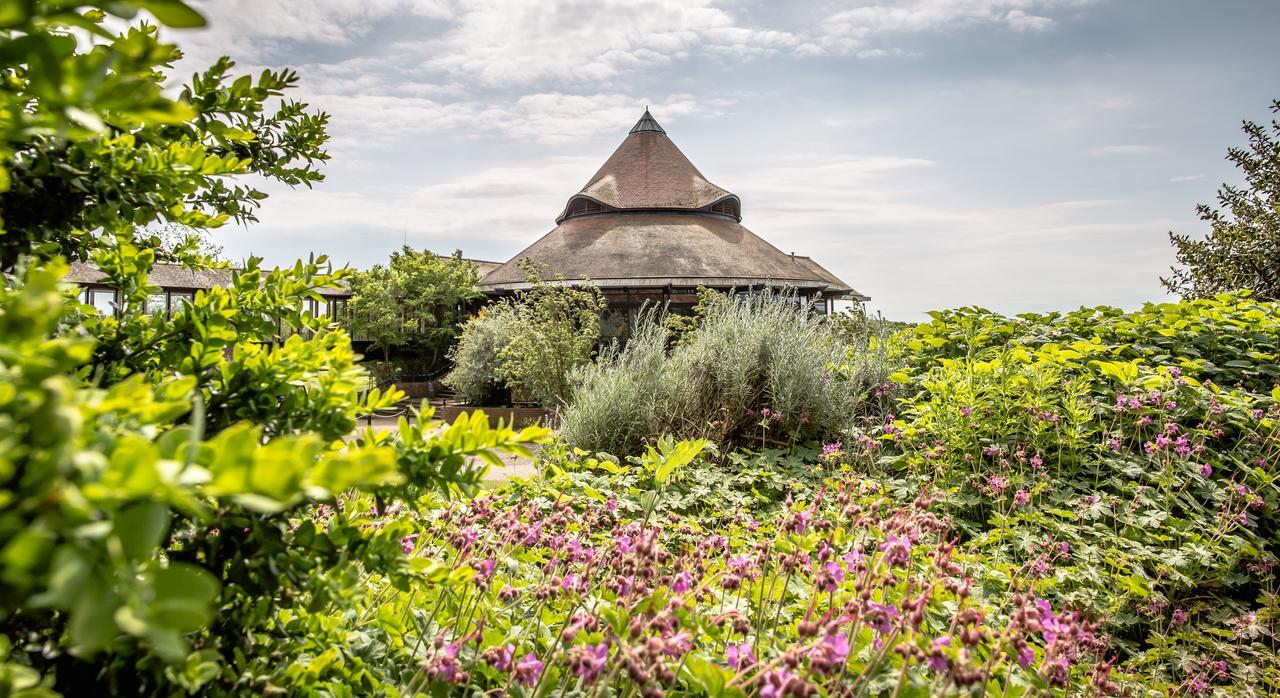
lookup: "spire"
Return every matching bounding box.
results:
[629,108,666,134]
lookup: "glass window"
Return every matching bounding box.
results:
[145,293,167,316]
[88,288,116,315]
[169,292,194,315]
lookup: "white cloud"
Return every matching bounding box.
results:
[1088,144,1159,157]
[812,1,1086,54]
[414,0,803,87]
[299,88,715,150]
[1170,174,1206,182]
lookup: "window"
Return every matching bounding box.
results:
[328,298,348,322]
[169,292,195,315]
[710,198,740,218]
[145,293,167,316]
[564,197,606,218]
[86,288,116,315]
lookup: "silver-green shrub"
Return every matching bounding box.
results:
[443,301,519,404]
[560,293,892,453]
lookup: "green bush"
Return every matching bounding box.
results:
[831,292,1280,693]
[446,264,605,408]
[443,301,519,404]
[560,293,891,453]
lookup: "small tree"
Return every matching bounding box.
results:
[347,247,481,366]
[1163,99,1280,300]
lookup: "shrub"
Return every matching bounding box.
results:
[496,267,606,407]
[830,293,1280,693]
[447,263,606,408]
[560,293,890,453]
[444,301,519,404]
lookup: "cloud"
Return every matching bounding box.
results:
[414,0,803,87]
[1088,144,1159,157]
[1170,174,1206,182]
[811,1,1087,54]
[297,87,716,150]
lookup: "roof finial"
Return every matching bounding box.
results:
[630,108,666,134]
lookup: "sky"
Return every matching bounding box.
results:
[170,0,1280,321]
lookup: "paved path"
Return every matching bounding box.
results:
[355,416,541,486]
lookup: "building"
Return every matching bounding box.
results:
[65,261,355,320]
[66,253,504,316]
[477,110,865,321]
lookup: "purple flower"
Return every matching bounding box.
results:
[569,642,609,683]
[866,602,900,634]
[878,534,912,567]
[672,570,694,594]
[1029,454,1044,468]
[487,644,515,672]
[817,561,845,592]
[1200,463,1213,477]
[807,632,850,675]
[1018,646,1036,669]
[1171,608,1187,626]
[726,642,755,670]
[760,669,795,698]
[514,653,543,686]
[400,535,417,555]
[1014,489,1029,508]
[927,636,951,673]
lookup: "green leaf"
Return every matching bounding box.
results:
[132,1,206,28]
[115,502,169,562]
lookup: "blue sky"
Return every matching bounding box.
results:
[175,0,1280,321]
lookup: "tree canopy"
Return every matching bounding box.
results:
[1164,99,1280,300]
[346,247,481,367]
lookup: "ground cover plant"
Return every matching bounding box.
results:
[830,294,1280,694]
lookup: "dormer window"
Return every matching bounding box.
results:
[710,197,740,219]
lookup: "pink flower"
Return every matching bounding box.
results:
[878,534,912,567]
[1014,489,1029,508]
[726,642,755,669]
[569,642,609,683]
[760,669,796,698]
[1200,463,1213,477]
[514,653,543,686]
[486,644,515,672]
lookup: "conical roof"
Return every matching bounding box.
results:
[556,110,738,221]
[481,111,864,300]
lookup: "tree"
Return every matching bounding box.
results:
[346,247,481,367]
[1163,99,1280,300]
